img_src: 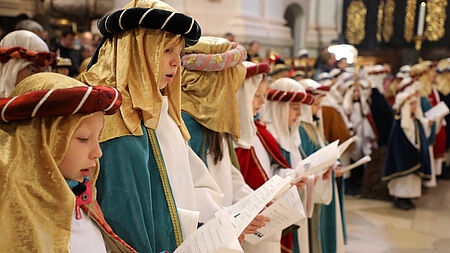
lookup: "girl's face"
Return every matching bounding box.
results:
[288,102,302,127]
[158,38,184,90]
[16,63,48,85]
[252,80,268,116]
[311,95,324,115]
[59,112,104,182]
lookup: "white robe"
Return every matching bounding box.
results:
[70,209,109,253]
[207,137,254,207]
[388,174,422,198]
[156,96,224,239]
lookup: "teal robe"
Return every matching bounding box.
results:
[97,123,182,253]
[299,124,347,252]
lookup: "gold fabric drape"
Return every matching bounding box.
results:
[0,73,99,252]
[181,36,247,139]
[82,0,190,142]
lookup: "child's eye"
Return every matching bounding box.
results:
[77,137,89,142]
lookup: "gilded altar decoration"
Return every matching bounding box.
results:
[404,0,417,42]
[425,0,448,41]
[346,0,367,45]
[377,0,384,42]
[382,0,395,42]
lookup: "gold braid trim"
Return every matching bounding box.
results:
[345,0,367,45]
[147,129,183,246]
[281,244,293,253]
[250,147,269,182]
[404,0,417,42]
[377,0,385,42]
[382,0,395,42]
[425,0,448,41]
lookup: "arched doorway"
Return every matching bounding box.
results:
[284,3,304,57]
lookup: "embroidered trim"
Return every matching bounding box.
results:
[147,129,183,246]
[250,147,269,182]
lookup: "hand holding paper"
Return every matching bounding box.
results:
[174,211,243,253]
[244,187,306,245]
[224,175,293,235]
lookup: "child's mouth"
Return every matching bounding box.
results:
[80,168,90,177]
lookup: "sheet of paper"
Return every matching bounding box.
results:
[244,187,305,245]
[224,175,293,235]
[339,155,371,173]
[338,136,359,155]
[174,211,243,253]
[292,140,340,183]
[425,101,450,121]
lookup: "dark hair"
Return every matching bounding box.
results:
[249,41,259,47]
[207,131,231,165]
[61,29,75,38]
[224,32,234,37]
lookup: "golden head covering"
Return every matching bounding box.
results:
[410,61,433,96]
[82,0,190,141]
[436,58,450,95]
[181,36,247,139]
[76,57,91,81]
[0,73,100,252]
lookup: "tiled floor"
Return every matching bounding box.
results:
[344,180,450,253]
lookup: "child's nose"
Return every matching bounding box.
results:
[92,142,103,159]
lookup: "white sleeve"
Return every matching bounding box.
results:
[231,164,254,203]
[187,146,224,222]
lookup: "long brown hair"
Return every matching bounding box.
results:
[207,131,231,165]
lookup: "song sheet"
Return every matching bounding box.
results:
[174,211,243,253]
[245,187,306,245]
[339,155,371,173]
[292,140,340,183]
[425,101,449,121]
[224,175,293,235]
[338,136,359,155]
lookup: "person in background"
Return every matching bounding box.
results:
[247,40,260,62]
[0,30,55,98]
[15,19,45,40]
[224,32,235,42]
[383,84,432,210]
[51,29,81,78]
[52,57,72,76]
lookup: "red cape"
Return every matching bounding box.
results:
[235,120,293,251]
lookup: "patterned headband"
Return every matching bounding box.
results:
[246,63,270,78]
[396,77,418,93]
[267,88,314,104]
[181,42,246,71]
[98,7,201,47]
[269,65,290,76]
[306,86,330,96]
[0,86,121,123]
[0,47,56,67]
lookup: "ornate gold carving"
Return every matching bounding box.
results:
[425,0,448,41]
[404,0,417,42]
[377,0,384,42]
[346,0,367,45]
[382,0,395,42]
